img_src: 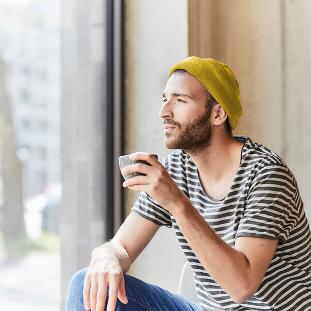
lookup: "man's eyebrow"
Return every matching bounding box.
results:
[162,92,193,99]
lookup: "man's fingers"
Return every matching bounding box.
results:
[118,276,128,304]
[121,162,149,177]
[123,175,149,188]
[84,269,126,311]
[83,272,91,310]
[95,278,108,311]
[106,273,123,311]
[106,285,119,311]
[90,274,98,311]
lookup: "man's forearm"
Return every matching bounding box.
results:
[93,240,132,273]
[169,197,253,303]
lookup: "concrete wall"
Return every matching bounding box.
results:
[283,1,311,220]
[124,0,188,292]
[189,0,311,221]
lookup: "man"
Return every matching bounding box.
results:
[65,56,311,311]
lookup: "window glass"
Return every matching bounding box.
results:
[0,1,61,310]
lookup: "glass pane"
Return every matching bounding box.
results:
[0,0,61,310]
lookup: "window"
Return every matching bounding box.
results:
[0,1,61,309]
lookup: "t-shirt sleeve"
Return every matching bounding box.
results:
[132,192,172,227]
[131,155,172,228]
[236,163,300,242]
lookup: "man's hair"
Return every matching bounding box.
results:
[174,69,232,135]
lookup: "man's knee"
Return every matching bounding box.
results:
[65,268,88,311]
[67,268,88,294]
[122,274,141,293]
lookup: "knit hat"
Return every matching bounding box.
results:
[169,56,242,130]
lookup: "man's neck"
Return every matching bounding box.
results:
[188,131,244,183]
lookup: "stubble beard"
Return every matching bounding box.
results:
[165,109,212,155]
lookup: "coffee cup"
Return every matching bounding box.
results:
[118,154,158,180]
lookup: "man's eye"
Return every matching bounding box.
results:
[163,98,167,102]
[177,98,186,103]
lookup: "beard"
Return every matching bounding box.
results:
[164,108,212,155]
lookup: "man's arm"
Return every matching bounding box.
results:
[93,212,160,272]
[84,211,160,311]
[172,198,278,304]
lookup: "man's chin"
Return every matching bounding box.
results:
[165,138,181,150]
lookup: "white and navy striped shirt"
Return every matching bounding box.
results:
[132,136,311,310]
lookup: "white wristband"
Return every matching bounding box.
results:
[94,240,132,272]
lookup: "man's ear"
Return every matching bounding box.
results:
[211,104,228,126]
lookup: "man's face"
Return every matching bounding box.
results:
[160,72,213,154]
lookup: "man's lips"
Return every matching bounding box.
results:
[164,125,176,130]
[163,125,177,134]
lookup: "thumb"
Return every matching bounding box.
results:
[118,277,128,304]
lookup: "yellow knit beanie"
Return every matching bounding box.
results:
[169,56,242,130]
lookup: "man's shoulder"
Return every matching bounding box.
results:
[242,136,287,167]
[161,149,189,170]
[242,136,296,182]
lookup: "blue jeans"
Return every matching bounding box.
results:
[65,268,202,311]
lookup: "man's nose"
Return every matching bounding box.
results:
[159,101,173,119]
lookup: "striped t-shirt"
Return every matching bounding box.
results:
[132,136,311,310]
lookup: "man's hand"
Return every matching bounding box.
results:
[121,153,186,212]
[83,247,128,311]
